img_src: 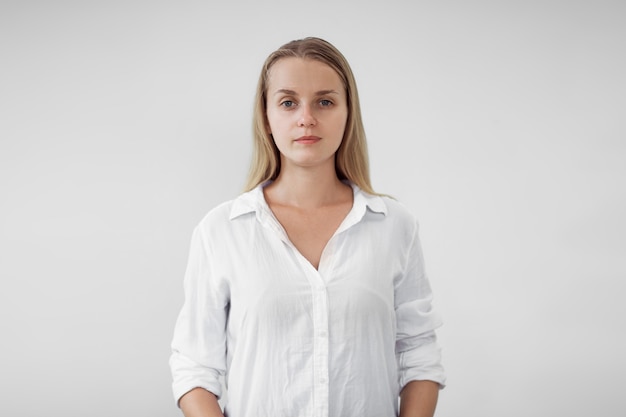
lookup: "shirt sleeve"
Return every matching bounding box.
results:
[170,225,230,406]
[394,219,446,390]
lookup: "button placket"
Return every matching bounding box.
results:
[310,277,329,417]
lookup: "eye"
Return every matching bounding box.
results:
[280,100,295,108]
[319,99,333,107]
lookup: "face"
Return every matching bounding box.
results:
[265,57,348,173]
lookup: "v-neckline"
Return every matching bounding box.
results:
[260,185,356,271]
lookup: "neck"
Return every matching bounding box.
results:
[265,161,350,209]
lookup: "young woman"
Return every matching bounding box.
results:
[170,37,446,417]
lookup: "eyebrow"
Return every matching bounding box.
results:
[273,88,339,96]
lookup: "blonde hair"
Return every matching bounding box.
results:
[245,37,376,194]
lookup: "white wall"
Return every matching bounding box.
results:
[1,1,624,416]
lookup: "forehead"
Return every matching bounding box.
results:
[267,58,344,93]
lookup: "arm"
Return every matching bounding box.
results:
[399,380,439,417]
[395,219,446,414]
[170,226,229,411]
[179,388,224,417]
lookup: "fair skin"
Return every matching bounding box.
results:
[178,57,439,417]
[179,388,222,417]
[264,57,352,269]
[400,380,440,417]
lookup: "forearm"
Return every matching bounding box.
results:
[399,380,440,417]
[179,388,224,417]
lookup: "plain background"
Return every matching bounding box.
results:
[1,1,624,416]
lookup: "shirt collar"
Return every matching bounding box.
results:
[229,181,387,221]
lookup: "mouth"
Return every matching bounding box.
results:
[294,135,321,144]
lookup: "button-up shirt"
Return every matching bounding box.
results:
[170,182,445,417]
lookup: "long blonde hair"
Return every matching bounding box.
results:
[245,37,376,194]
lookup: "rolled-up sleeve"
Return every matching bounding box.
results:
[170,225,229,405]
[394,220,446,390]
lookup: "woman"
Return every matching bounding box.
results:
[170,37,445,417]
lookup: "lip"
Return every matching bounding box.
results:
[294,135,321,144]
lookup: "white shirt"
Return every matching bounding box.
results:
[170,182,445,417]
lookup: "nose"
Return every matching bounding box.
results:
[298,105,316,127]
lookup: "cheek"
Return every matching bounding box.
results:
[266,110,285,134]
[334,111,349,134]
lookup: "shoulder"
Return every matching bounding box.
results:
[379,196,420,238]
[353,184,420,241]
[194,186,262,235]
[380,196,417,221]
[193,199,237,237]
[198,199,235,225]
[359,187,419,228]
